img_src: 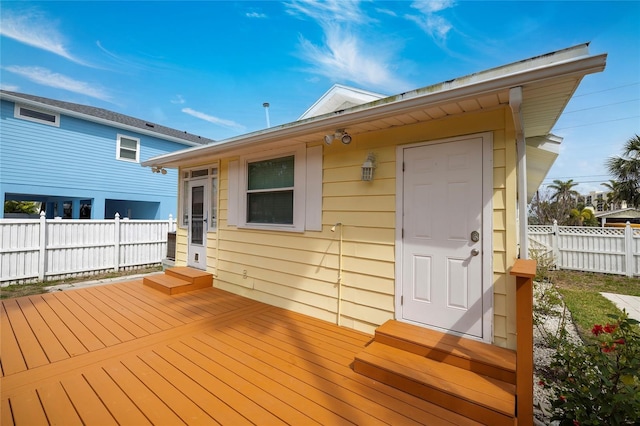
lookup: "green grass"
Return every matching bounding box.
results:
[548,270,640,338]
[0,266,162,300]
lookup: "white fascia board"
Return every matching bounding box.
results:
[144,50,606,168]
[2,93,203,147]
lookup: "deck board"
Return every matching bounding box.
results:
[1,280,481,425]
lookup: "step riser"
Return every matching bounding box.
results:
[354,360,515,426]
[375,333,516,384]
[143,267,213,295]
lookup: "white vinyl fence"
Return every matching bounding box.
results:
[528,221,640,277]
[0,212,176,285]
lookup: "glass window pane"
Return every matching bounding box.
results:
[247,191,293,224]
[211,176,218,229]
[20,108,56,123]
[191,169,208,178]
[120,137,138,149]
[119,148,137,160]
[248,156,294,190]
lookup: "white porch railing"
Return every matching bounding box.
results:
[0,212,176,285]
[528,221,640,277]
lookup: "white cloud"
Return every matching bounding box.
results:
[171,94,186,104]
[0,9,88,66]
[298,26,405,91]
[411,0,456,14]
[246,12,267,19]
[407,0,455,43]
[3,66,111,101]
[285,0,369,24]
[0,83,20,92]
[182,108,245,130]
[285,0,407,91]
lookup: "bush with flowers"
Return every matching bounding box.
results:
[541,310,640,425]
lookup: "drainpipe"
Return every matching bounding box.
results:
[510,86,529,259]
[331,223,343,326]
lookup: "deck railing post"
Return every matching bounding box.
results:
[510,258,536,426]
[38,211,47,281]
[114,212,120,272]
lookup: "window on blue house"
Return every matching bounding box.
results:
[14,104,60,127]
[116,134,140,162]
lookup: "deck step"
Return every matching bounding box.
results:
[354,341,516,426]
[375,320,516,384]
[143,267,212,295]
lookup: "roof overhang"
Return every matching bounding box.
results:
[144,44,607,199]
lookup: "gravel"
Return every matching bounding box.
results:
[532,281,582,425]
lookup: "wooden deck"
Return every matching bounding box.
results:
[1,279,480,425]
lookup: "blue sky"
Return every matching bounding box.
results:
[1,1,638,194]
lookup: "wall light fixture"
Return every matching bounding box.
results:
[361,153,376,181]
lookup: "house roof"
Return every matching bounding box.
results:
[595,208,640,219]
[298,84,386,120]
[1,90,214,146]
[144,44,607,198]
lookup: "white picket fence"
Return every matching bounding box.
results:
[0,212,176,285]
[528,221,640,277]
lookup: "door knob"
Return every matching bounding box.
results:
[471,249,480,256]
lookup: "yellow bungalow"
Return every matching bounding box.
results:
[142,43,606,424]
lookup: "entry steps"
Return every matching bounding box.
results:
[143,267,212,295]
[354,320,517,426]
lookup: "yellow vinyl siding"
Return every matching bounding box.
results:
[174,107,519,346]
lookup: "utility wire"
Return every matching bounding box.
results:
[554,115,640,131]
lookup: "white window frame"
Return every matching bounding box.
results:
[116,134,140,163]
[14,104,60,127]
[238,145,306,232]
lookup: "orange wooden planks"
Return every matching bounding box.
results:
[2,299,49,369]
[0,303,28,376]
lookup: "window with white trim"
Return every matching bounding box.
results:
[247,155,295,224]
[237,145,310,232]
[116,134,140,162]
[14,104,60,127]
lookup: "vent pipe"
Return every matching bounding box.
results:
[263,102,271,128]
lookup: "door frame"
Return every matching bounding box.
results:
[394,132,494,343]
[186,177,208,270]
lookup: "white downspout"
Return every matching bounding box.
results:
[510,87,529,259]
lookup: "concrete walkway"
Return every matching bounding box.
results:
[601,292,640,322]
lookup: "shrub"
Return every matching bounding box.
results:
[543,311,640,425]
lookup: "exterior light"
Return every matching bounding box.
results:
[361,153,376,181]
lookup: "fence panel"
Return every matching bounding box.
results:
[0,213,175,284]
[528,221,640,277]
[0,220,40,281]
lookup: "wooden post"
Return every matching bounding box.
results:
[510,258,536,426]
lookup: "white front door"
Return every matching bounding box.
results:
[400,136,485,338]
[187,179,207,269]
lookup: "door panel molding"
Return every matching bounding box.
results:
[395,132,493,343]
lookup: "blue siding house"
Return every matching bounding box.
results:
[0,91,213,219]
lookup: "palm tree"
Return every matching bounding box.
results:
[569,207,598,226]
[601,180,625,210]
[548,179,580,211]
[606,135,640,208]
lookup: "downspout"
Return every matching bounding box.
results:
[214,161,221,278]
[510,86,529,259]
